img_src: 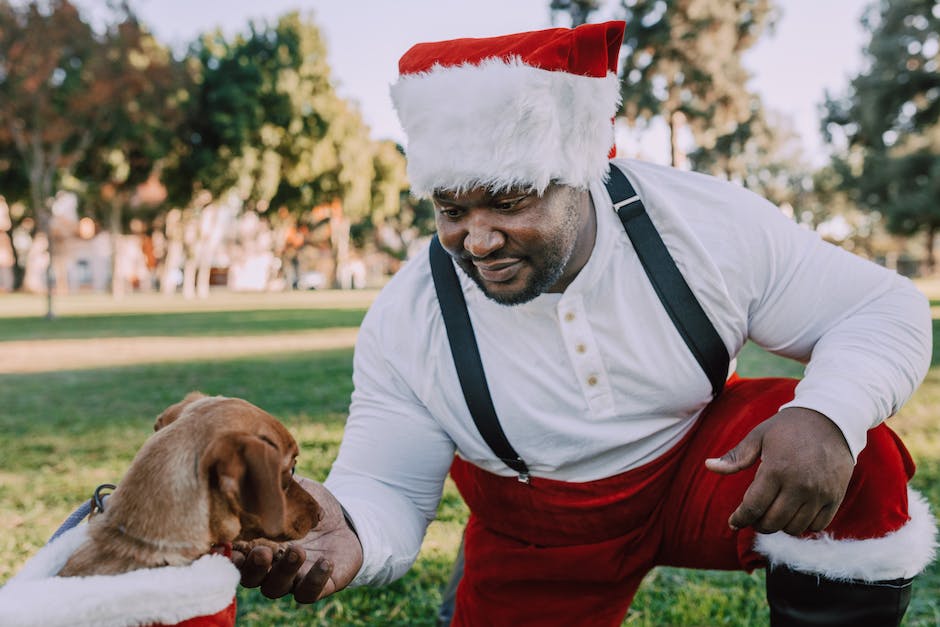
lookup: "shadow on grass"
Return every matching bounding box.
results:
[0,348,355,435]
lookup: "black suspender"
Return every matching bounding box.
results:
[605,165,730,398]
[429,162,730,479]
[429,236,531,481]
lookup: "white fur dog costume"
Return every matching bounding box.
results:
[0,525,239,627]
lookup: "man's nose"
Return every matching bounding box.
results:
[464,214,504,258]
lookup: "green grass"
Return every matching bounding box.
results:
[0,309,367,341]
[0,303,937,626]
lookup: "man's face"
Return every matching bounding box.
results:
[433,183,594,305]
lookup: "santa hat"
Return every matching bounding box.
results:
[390,21,625,197]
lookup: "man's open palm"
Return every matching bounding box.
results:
[233,477,363,604]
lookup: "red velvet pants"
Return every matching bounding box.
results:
[449,377,915,626]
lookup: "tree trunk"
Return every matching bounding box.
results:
[181,255,198,299]
[109,198,124,299]
[669,110,687,170]
[161,209,185,296]
[10,237,24,291]
[35,210,57,317]
[925,224,936,276]
[29,169,55,319]
[331,214,351,289]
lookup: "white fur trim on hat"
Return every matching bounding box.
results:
[0,525,240,627]
[391,57,621,197]
[755,488,938,581]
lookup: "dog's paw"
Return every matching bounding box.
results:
[232,538,290,561]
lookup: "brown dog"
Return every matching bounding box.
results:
[57,392,321,577]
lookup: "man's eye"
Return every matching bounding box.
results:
[438,207,462,218]
[493,196,527,211]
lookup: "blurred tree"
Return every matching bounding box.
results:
[353,141,421,260]
[0,145,27,206]
[0,143,28,288]
[688,103,890,259]
[0,0,179,305]
[163,11,407,292]
[158,20,281,297]
[689,101,812,207]
[160,16,315,295]
[369,141,410,228]
[0,0,105,308]
[551,0,775,168]
[806,164,892,259]
[162,24,280,206]
[549,0,602,26]
[239,13,375,287]
[823,0,940,273]
[75,9,187,297]
[688,96,769,181]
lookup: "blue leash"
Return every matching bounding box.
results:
[47,483,115,544]
[48,500,93,544]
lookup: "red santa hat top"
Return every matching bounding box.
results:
[390,21,625,197]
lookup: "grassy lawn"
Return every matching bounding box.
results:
[0,290,937,625]
[0,308,366,341]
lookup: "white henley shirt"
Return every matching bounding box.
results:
[324,158,932,586]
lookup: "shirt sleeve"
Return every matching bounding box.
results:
[722,183,932,460]
[324,303,456,586]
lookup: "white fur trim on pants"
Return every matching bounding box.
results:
[755,488,937,581]
[0,525,240,627]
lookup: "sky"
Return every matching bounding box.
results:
[93,0,874,167]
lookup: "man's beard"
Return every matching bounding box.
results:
[456,202,580,306]
[460,248,568,305]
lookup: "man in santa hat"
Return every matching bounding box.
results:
[236,21,936,626]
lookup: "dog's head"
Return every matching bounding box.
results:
[154,392,322,544]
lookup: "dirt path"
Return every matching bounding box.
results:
[0,329,358,374]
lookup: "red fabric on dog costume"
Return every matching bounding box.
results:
[449,376,917,627]
[151,600,236,627]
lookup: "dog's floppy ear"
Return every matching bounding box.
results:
[200,432,287,538]
[154,391,207,431]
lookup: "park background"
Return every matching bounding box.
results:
[1,0,938,624]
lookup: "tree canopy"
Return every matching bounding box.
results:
[823,0,940,270]
[0,0,155,218]
[0,3,408,235]
[552,0,775,168]
[160,11,404,223]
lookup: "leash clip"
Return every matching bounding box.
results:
[92,483,117,514]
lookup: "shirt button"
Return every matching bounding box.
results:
[587,375,598,386]
[564,312,575,322]
[576,343,586,354]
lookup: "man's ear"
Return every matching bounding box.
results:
[154,391,207,431]
[200,432,287,539]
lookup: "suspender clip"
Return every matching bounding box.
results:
[612,194,640,210]
[517,471,530,484]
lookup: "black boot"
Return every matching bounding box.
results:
[766,565,913,627]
